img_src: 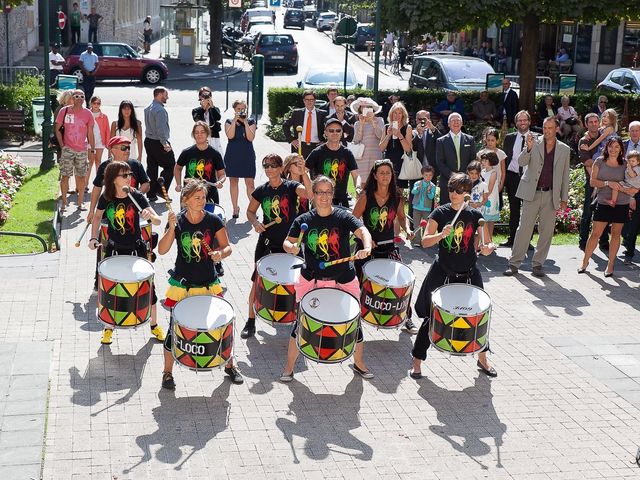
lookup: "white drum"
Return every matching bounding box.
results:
[254,253,303,325]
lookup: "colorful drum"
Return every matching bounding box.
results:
[360,259,415,328]
[99,220,152,258]
[429,284,491,355]
[254,253,303,325]
[97,256,154,328]
[205,203,227,224]
[171,295,234,371]
[296,288,360,364]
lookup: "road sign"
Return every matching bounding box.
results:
[58,11,66,30]
[229,0,241,8]
[269,0,281,6]
[335,16,357,45]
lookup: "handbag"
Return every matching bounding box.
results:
[48,106,68,147]
[347,142,365,159]
[398,150,422,180]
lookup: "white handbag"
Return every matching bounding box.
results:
[347,142,365,159]
[398,151,422,180]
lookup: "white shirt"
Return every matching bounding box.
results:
[302,108,320,143]
[502,88,511,114]
[49,51,64,71]
[384,33,394,45]
[508,131,529,173]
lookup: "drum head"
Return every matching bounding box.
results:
[300,288,359,324]
[362,258,414,287]
[98,256,154,282]
[256,253,303,284]
[173,295,234,330]
[432,284,491,316]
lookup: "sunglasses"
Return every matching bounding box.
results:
[327,128,342,133]
[118,145,130,151]
[262,163,280,169]
[74,94,85,99]
[119,172,133,178]
[448,187,469,194]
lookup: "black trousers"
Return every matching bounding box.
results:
[623,192,640,258]
[82,76,96,107]
[71,26,81,44]
[412,260,483,361]
[88,27,98,43]
[504,170,522,243]
[145,138,176,197]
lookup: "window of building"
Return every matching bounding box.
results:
[622,22,640,67]
[598,25,619,65]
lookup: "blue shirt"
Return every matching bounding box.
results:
[144,99,170,145]
[79,51,99,72]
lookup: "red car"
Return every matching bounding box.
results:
[63,42,169,84]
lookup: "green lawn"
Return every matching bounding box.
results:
[0,166,59,254]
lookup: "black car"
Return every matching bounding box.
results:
[409,53,494,91]
[253,33,298,73]
[597,67,640,94]
[283,8,305,30]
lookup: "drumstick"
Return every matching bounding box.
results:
[193,231,218,260]
[478,218,487,246]
[75,222,91,247]
[122,185,152,226]
[296,223,308,248]
[263,216,282,228]
[319,250,370,270]
[296,126,303,156]
[449,194,471,226]
[156,177,174,213]
[376,236,403,246]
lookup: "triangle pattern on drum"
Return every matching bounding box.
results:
[450,340,469,352]
[451,317,471,329]
[194,355,214,368]
[195,332,214,344]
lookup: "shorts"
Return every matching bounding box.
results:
[60,146,88,177]
[593,202,629,224]
[163,279,223,352]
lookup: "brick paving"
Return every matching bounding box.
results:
[2,126,640,479]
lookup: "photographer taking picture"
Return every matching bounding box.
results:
[192,86,223,153]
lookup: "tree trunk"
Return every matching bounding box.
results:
[209,0,223,66]
[519,12,539,113]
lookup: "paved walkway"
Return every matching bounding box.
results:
[2,123,640,478]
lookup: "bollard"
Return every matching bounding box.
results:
[251,54,264,119]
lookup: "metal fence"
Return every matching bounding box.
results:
[0,66,41,85]
[506,75,553,94]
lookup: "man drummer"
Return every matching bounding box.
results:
[410,173,497,379]
[280,175,373,381]
[241,153,312,339]
[157,179,242,389]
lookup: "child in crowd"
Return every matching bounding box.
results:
[480,151,501,243]
[411,166,436,246]
[609,150,640,208]
[467,161,487,211]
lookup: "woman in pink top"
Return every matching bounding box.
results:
[556,95,582,140]
[88,95,110,180]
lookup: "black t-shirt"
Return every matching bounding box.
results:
[251,179,301,244]
[97,190,150,248]
[93,158,149,188]
[362,194,399,244]
[289,208,363,282]
[429,204,482,272]
[173,211,225,286]
[305,144,357,202]
[177,144,225,203]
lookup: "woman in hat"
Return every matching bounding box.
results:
[352,97,385,182]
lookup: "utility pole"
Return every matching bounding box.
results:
[41,0,55,171]
[373,0,381,97]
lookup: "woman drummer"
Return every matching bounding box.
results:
[157,179,243,390]
[88,161,165,345]
[352,159,417,333]
[410,173,496,379]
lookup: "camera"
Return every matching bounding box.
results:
[239,110,247,119]
[201,92,211,99]
[420,118,427,127]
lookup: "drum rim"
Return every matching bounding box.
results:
[431,283,491,316]
[362,258,415,289]
[172,294,235,330]
[256,252,304,280]
[299,287,360,324]
[97,255,154,282]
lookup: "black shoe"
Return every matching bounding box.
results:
[477,360,497,377]
[240,320,256,339]
[532,266,546,278]
[162,372,176,390]
[499,240,513,247]
[224,365,244,384]
[215,262,224,277]
[503,266,518,276]
[402,318,418,334]
[623,257,633,266]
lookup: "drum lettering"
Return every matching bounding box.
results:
[364,295,410,312]
[452,305,473,312]
[175,337,205,356]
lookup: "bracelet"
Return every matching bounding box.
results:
[604,181,609,187]
[89,237,97,242]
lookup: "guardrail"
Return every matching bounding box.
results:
[0,66,41,85]
[506,75,553,94]
[0,232,48,253]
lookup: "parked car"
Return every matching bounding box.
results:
[316,11,336,31]
[303,1,316,18]
[64,42,169,84]
[245,7,272,20]
[597,67,640,94]
[409,52,495,91]
[283,8,305,29]
[297,65,361,90]
[292,0,304,8]
[248,15,274,30]
[353,24,375,50]
[254,33,299,73]
[246,23,277,39]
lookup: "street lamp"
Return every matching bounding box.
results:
[372,0,381,96]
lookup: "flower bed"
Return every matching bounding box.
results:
[0,152,29,225]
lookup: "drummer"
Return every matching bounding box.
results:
[283,153,310,214]
[157,179,243,390]
[88,161,165,345]
[241,153,312,339]
[280,175,373,382]
[352,159,416,333]
[410,173,496,379]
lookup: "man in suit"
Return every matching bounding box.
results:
[501,110,532,246]
[282,90,327,159]
[504,117,570,277]
[435,112,476,204]
[412,110,442,183]
[326,95,355,145]
[622,121,640,264]
[497,78,519,127]
[321,86,339,117]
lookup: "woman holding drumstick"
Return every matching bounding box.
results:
[88,161,165,345]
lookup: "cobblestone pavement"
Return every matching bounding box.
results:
[2,126,640,479]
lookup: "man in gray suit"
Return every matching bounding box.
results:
[504,117,570,277]
[435,112,477,204]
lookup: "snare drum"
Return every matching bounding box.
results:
[254,253,303,325]
[296,288,360,364]
[360,259,415,328]
[205,203,227,224]
[429,284,491,355]
[99,220,152,258]
[97,256,154,328]
[171,295,234,371]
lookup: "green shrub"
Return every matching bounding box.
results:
[0,75,57,136]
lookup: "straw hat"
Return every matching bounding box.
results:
[350,97,382,115]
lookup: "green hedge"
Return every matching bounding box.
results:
[0,76,57,136]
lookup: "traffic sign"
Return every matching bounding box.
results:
[335,16,357,45]
[229,0,241,8]
[58,11,66,30]
[269,0,281,6]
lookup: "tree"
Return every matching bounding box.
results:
[208,0,223,66]
[381,0,638,110]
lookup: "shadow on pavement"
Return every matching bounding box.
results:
[69,339,155,408]
[276,375,373,463]
[125,381,231,474]
[515,274,590,317]
[586,272,640,312]
[67,294,102,332]
[362,333,414,395]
